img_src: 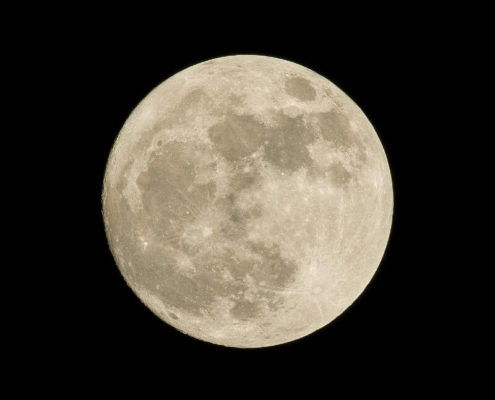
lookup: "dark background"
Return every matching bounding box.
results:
[25,8,477,392]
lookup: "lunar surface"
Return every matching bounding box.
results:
[102,55,393,348]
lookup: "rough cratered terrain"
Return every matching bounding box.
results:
[102,55,393,348]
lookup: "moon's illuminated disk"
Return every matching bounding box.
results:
[102,55,393,348]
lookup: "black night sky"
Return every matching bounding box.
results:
[23,8,475,393]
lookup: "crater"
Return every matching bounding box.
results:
[174,89,212,123]
[168,312,179,320]
[208,112,318,172]
[329,162,352,186]
[315,110,367,165]
[127,89,214,159]
[104,192,133,245]
[214,165,264,241]
[262,114,316,172]
[208,113,265,162]
[103,195,143,280]
[229,165,261,192]
[248,241,298,288]
[230,299,262,321]
[317,109,354,149]
[156,272,211,316]
[116,239,216,317]
[228,93,245,108]
[136,141,216,238]
[228,258,256,281]
[151,229,298,321]
[285,76,316,101]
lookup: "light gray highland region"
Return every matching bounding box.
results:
[102,55,393,348]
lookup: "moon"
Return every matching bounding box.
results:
[102,55,393,348]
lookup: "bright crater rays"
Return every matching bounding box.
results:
[102,55,393,348]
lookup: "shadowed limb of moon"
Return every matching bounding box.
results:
[102,55,393,348]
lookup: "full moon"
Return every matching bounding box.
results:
[102,55,393,348]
